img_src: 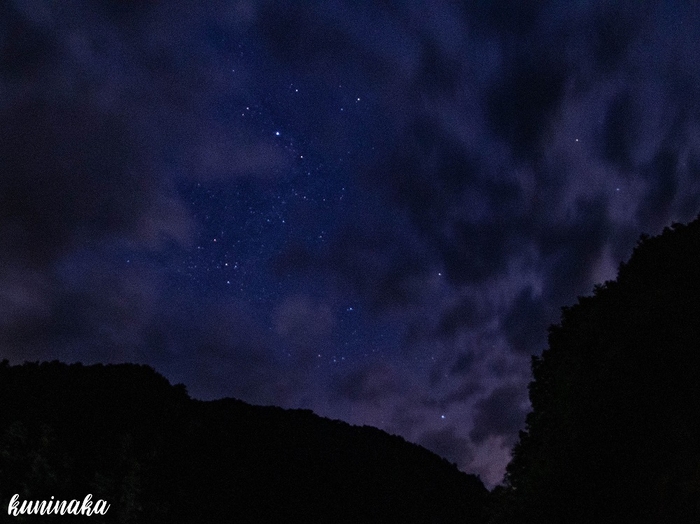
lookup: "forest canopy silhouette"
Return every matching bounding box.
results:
[490,216,700,523]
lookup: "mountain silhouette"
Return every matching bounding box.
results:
[0,360,487,523]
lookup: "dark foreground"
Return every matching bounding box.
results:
[0,360,488,523]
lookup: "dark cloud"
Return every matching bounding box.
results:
[419,426,473,467]
[439,216,527,285]
[438,299,485,340]
[470,385,528,445]
[414,36,463,96]
[165,301,281,403]
[589,7,641,73]
[332,363,402,406]
[636,148,679,229]
[540,197,613,303]
[467,1,547,35]
[443,381,483,405]
[502,287,551,355]
[450,352,476,376]
[389,406,427,437]
[257,3,353,68]
[0,100,190,262]
[381,117,480,221]
[601,91,642,169]
[680,155,700,217]
[325,228,429,311]
[1,256,158,364]
[272,294,335,362]
[275,223,431,312]
[487,62,569,163]
[126,292,289,404]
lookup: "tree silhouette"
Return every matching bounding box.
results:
[491,217,700,523]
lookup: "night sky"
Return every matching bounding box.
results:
[2,0,700,488]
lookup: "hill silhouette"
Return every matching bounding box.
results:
[489,217,700,523]
[0,360,487,523]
